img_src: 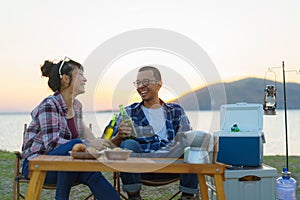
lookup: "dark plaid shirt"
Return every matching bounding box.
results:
[113,100,191,152]
[22,91,83,160]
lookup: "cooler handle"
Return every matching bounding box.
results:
[239,175,261,182]
[261,132,266,143]
[235,102,247,106]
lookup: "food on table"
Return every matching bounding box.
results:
[72,143,87,152]
[86,147,98,153]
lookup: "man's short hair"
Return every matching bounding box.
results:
[139,66,161,81]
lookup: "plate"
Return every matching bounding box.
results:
[70,151,102,159]
[104,149,132,160]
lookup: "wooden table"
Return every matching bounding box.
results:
[25,155,226,200]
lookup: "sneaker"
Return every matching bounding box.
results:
[178,193,199,200]
[127,191,142,200]
[128,196,141,200]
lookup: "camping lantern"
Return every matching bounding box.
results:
[263,84,276,115]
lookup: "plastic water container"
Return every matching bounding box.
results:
[276,167,297,200]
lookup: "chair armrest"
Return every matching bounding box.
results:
[14,151,22,160]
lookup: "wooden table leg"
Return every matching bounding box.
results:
[198,174,209,200]
[25,171,46,200]
[214,174,226,200]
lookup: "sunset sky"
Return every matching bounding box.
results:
[1,0,300,112]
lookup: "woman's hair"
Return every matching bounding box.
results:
[40,58,83,92]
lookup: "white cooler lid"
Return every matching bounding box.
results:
[220,102,263,132]
[214,130,264,137]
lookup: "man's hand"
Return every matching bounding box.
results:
[116,121,133,139]
[89,138,115,150]
[111,121,133,146]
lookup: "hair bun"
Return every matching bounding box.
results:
[40,60,54,77]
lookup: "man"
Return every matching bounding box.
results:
[111,66,199,200]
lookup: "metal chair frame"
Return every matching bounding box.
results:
[113,172,181,200]
[12,124,95,200]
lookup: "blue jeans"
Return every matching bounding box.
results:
[120,139,199,194]
[22,139,120,200]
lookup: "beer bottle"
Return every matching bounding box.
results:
[119,104,137,139]
[102,113,117,139]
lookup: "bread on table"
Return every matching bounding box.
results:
[72,143,87,152]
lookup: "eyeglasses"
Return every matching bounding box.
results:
[133,79,158,88]
[59,56,71,78]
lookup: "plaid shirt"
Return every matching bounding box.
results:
[113,100,191,152]
[22,91,83,160]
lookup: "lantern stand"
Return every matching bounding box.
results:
[282,61,289,171]
[264,61,300,171]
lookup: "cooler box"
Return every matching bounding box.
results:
[208,165,277,200]
[223,165,277,200]
[214,103,265,167]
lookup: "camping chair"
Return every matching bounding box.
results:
[112,133,186,200]
[113,172,181,200]
[113,131,218,200]
[12,124,95,200]
[114,172,219,200]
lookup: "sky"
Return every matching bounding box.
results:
[1,0,300,112]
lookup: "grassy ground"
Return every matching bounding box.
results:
[1,150,299,200]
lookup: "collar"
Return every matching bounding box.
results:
[133,99,172,110]
[54,90,68,114]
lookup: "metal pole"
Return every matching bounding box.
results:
[282,61,289,171]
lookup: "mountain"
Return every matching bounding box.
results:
[173,78,300,110]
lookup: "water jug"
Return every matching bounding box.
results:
[276,167,296,200]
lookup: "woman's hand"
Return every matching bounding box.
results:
[89,138,116,150]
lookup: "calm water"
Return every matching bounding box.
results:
[0,110,299,156]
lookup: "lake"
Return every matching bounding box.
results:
[0,110,299,156]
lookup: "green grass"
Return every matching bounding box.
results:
[1,150,299,200]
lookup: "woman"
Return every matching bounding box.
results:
[22,57,120,200]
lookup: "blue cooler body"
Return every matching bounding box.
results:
[214,103,265,167]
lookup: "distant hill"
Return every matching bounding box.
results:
[172,77,300,110]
